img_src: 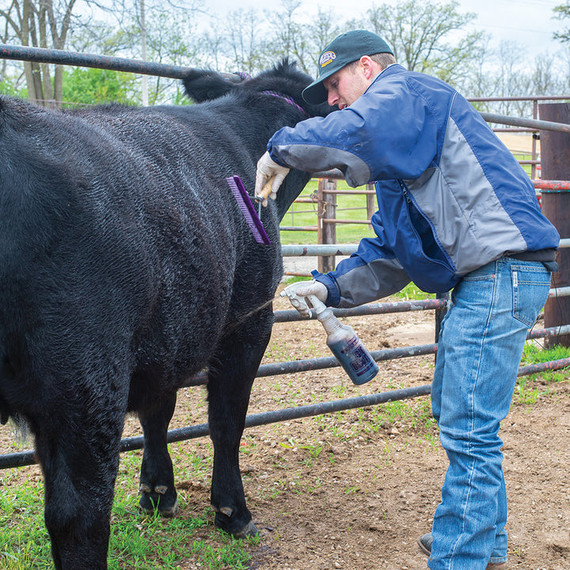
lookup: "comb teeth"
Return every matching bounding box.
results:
[226,176,271,245]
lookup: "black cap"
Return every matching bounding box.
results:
[302,30,394,105]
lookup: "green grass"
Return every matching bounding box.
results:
[522,342,570,367]
[0,448,256,569]
[280,181,436,302]
[512,153,537,178]
[282,275,437,301]
[394,282,436,301]
[1,343,566,568]
[280,179,375,245]
[0,481,52,568]
[514,343,570,405]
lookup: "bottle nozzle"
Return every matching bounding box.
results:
[307,295,327,316]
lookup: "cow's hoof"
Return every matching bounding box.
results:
[215,511,259,538]
[234,519,259,538]
[140,496,179,517]
[139,485,179,517]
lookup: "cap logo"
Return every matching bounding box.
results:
[319,51,336,68]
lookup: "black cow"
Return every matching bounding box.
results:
[0,59,330,569]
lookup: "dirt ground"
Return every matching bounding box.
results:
[1,283,568,569]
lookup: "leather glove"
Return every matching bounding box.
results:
[281,280,328,318]
[255,151,290,206]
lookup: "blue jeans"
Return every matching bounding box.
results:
[429,258,551,569]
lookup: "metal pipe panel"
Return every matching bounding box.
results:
[0,44,241,82]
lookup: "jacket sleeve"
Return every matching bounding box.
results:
[267,76,439,187]
[314,212,411,308]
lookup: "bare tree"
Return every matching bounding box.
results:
[361,0,485,87]
[491,41,527,116]
[532,53,563,95]
[265,0,310,72]
[304,7,343,74]
[225,9,267,74]
[0,0,85,106]
[206,1,322,76]
[0,3,12,84]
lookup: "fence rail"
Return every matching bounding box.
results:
[1,44,568,131]
[0,44,242,82]
[2,325,568,470]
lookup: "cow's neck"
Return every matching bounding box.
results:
[262,90,311,119]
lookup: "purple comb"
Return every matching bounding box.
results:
[226,175,271,245]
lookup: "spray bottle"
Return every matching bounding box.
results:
[307,296,379,385]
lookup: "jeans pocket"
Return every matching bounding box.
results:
[511,265,551,327]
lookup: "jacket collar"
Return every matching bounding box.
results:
[372,63,406,83]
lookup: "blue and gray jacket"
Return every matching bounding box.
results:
[267,64,559,308]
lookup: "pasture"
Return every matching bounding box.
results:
[1,285,568,569]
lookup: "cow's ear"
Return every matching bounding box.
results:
[183,70,237,103]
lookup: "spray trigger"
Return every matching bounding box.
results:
[307,295,326,317]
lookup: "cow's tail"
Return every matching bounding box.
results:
[0,396,7,425]
[0,338,28,433]
[0,95,7,129]
[0,388,29,439]
[0,362,13,425]
[0,391,13,426]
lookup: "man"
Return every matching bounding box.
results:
[254,30,559,569]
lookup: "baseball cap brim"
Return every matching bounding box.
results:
[302,65,341,105]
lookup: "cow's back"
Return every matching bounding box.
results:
[0,97,280,417]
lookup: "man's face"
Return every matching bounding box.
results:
[323,61,370,109]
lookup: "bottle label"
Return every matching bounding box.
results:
[328,336,378,384]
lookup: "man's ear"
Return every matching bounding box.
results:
[359,55,377,80]
[359,55,384,81]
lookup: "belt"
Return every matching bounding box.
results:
[505,248,558,272]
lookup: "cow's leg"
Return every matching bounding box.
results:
[207,316,272,538]
[34,408,124,570]
[138,391,178,516]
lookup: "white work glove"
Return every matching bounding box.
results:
[281,280,328,318]
[255,151,290,206]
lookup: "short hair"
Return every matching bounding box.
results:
[346,52,396,72]
[370,53,396,68]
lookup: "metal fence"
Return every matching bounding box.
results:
[0,45,569,471]
[2,275,569,469]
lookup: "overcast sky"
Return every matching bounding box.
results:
[199,0,566,56]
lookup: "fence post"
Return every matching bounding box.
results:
[318,178,337,273]
[532,99,538,180]
[434,292,449,343]
[539,102,570,347]
[366,183,376,220]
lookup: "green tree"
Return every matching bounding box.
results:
[553,1,570,44]
[99,0,205,104]
[61,67,139,106]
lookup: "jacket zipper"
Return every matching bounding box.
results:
[397,179,452,270]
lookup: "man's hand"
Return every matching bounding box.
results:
[255,151,290,206]
[281,280,328,318]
